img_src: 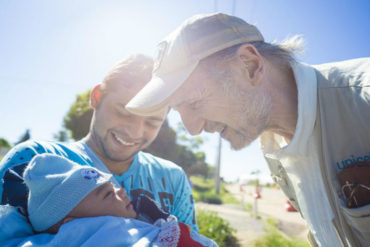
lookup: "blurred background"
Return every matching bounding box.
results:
[1,0,369,182]
[1,1,369,245]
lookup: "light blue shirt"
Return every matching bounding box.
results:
[0,205,160,247]
[0,205,216,247]
[0,140,198,231]
[78,141,198,230]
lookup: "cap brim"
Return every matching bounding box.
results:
[126,62,198,116]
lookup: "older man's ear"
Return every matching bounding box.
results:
[237,44,264,87]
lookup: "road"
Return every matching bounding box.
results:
[227,184,309,240]
[196,184,309,246]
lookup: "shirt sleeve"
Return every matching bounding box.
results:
[0,141,43,208]
[170,168,199,231]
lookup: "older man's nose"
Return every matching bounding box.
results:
[180,113,205,135]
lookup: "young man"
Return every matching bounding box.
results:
[0,54,197,234]
[17,153,216,246]
[126,13,370,247]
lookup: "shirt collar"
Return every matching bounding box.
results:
[78,139,138,186]
[261,62,317,158]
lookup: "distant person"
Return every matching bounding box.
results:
[0,54,197,244]
[16,154,216,246]
[126,13,370,247]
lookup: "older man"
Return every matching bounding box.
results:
[0,54,197,234]
[126,13,370,247]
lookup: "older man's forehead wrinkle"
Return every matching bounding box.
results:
[169,94,190,109]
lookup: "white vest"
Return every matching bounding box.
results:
[261,58,370,247]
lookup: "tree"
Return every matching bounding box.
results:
[53,129,69,142]
[0,137,11,148]
[15,129,31,145]
[144,120,209,176]
[63,90,93,140]
[62,89,210,176]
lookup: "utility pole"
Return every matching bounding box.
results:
[215,135,222,194]
[213,0,222,196]
[214,0,238,195]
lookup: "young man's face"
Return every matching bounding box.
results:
[68,182,137,219]
[90,81,167,166]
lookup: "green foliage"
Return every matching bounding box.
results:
[191,176,239,204]
[145,120,209,176]
[200,192,223,204]
[244,202,253,212]
[197,210,239,247]
[0,138,11,148]
[192,176,214,191]
[265,217,279,228]
[53,130,69,142]
[253,217,310,247]
[64,90,93,140]
[220,186,240,204]
[176,123,204,150]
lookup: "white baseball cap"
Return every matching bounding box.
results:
[126,12,264,116]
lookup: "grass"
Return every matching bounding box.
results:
[197,209,240,247]
[191,176,239,204]
[244,202,253,212]
[253,217,310,247]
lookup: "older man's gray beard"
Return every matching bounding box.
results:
[241,92,272,149]
[222,80,272,151]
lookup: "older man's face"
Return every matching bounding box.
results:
[170,65,271,150]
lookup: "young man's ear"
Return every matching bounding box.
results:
[236,44,264,87]
[90,84,103,108]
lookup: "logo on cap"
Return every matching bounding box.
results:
[81,169,100,181]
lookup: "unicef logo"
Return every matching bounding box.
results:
[81,169,100,181]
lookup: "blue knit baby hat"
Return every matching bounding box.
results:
[23,153,111,231]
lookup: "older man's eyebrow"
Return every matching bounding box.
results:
[147,116,164,122]
[171,100,184,109]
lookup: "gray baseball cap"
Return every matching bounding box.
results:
[126,12,264,116]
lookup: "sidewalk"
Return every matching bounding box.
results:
[196,202,265,247]
[226,184,309,240]
[195,184,309,246]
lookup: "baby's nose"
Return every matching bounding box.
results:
[117,187,127,198]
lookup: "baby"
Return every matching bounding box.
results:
[23,154,217,247]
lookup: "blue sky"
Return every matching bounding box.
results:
[1,0,369,181]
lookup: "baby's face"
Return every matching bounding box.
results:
[68,182,137,219]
